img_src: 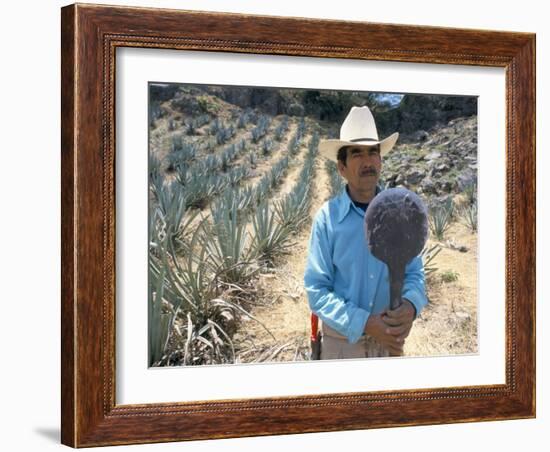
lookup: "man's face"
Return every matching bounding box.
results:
[337,145,382,194]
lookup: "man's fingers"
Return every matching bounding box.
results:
[381,315,403,327]
[384,305,408,320]
[385,325,406,336]
[384,308,401,319]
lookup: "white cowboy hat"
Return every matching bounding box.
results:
[319,106,399,162]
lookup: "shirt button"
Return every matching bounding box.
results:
[369,274,374,279]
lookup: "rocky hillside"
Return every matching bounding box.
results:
[381,115,477,205]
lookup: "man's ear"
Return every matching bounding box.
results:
[337,160,346,177]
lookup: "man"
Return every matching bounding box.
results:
[304,106,427,359]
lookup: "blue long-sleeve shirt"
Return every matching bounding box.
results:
[304,187,428,344]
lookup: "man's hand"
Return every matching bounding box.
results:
[364,314,404,356]
[382,299,416,354]
[365,299,416,356]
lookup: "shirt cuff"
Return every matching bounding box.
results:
[402,290,425,319]
[346,307,370,344]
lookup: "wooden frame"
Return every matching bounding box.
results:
[61,3,536,447]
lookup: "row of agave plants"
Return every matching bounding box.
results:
[164,109,291,171]
[149,115,304,240]
[148,126,319,366]
[151,116,302,211]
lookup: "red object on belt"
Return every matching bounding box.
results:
[310,313,319,342]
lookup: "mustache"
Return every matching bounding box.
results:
[360,167,378,175]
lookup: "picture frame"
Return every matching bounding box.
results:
[61,3,535,447]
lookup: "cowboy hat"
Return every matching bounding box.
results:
[318,106,399,162]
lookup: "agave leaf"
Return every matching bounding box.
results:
[207,319,235,362]
[195,336,214,350]
[210,297,275,340]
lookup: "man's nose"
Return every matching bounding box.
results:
[361,156,374,166]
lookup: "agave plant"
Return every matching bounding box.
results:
[429,205,452,241]
[248,151,257,167]
[325,160,345,198]
[246,109,258,125]
[237,113,248,129]
[212,187,252,223]
[442,196,456,220]
[223,144,237,163]
[149,153,161,180]
[208,118,221,136]
[166,142,198,172]
[149,221,264,366]
[287,136,300,155]
[204,138,217,153]
[234,138,245,155]
[178,171,224,210]
[152,184,200,253]
[274,119,288,141]
[261,138,273,156]
[196,114,210,128]
[274,191,310,232]
[203,205,258,285]
[254,177,271,206]
[203,154,220,173]
[152,182,186,231]
[308,131,320,153]
[216,126,234,145]
[149,166,164,201]
[227,166,248,187]
[420,243,442,278]
[184,118,196,135]
[219,151,231,173]
[170,134,183,152]
[268,164,282,189]
[461,179,478,206]
[297,117,307,137]
[251,126,264,144]
[459,202,478,232]
[251,202,294,265]
[149,102,162,123]
[148,213,175,366]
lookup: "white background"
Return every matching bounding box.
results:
[1,1,545,451]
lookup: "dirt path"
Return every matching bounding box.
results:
[234,146,332,363]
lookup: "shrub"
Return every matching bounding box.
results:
[441,270,459,283]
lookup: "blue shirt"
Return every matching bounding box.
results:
[304,186,428,344]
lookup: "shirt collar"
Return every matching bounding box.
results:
[336,184,382,223]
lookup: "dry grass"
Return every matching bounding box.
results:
[406,221,478,356]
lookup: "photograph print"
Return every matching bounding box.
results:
[147,82,478,367]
